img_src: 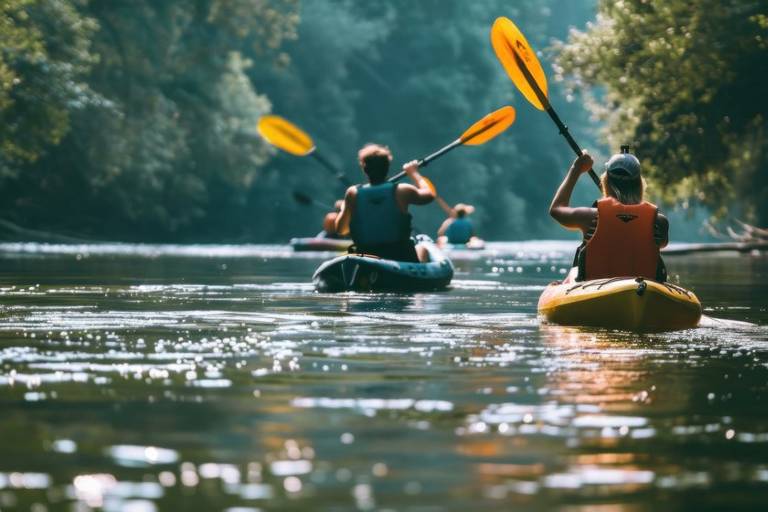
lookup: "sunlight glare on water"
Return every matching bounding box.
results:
[0,242,766,509]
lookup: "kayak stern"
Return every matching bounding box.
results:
[538,277,702,333]
[313,237,453,293]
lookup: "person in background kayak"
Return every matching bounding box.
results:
[335,143,435,262]
[436,200,478,246]
[318,200,345,239]
[549,146,668,282]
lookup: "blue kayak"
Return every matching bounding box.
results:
[313,236,454,292]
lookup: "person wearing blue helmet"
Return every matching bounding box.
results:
[549,146,669,281]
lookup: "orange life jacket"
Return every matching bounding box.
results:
[584,197,659,280]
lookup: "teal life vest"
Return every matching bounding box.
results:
[350,182,411,247]
[445,218,473,244]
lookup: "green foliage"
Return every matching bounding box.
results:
[74,0,299,236]
[556,0,768,223]
[0,0,299,239]
[0,0,605,241]
[251,0,599,241]
[0,0,99,174]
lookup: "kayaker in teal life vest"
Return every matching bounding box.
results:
[436,201,476,245]
[335,143,435,262]
[549,146,668,282]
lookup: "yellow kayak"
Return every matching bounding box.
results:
[538,270,702,332]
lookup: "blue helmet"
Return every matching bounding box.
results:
[605,145,641,179]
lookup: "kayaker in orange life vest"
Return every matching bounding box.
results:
[318,200,345,239]
[335,143,436,262]
[549,146,668,282]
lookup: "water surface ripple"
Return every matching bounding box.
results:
[0,242,766,510]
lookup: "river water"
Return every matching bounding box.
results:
[0,241,766,511]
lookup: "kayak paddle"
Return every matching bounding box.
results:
[418,177,455,217]
[434,195,455,217]
[491,17,601,188]
[257,115,352,186]
[388,105,516,183]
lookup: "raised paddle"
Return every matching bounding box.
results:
[387,105,516,183]
[434,195,454,217]
[257,115,352,186]
[491,17,601,188]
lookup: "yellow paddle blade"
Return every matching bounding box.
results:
[422,176,437,196]
[491,17,548,111]
[459,105,516,146]
[257,115,315,156]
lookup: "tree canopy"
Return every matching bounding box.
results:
[4,0,700,242]
[0,0,99,175]
[249,0,600,242]
[556,0,768,224]
[0,0,299,240]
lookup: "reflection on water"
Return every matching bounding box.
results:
[0,242,766,510]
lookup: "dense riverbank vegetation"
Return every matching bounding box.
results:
[557,1,768,224]
[0,0,763,241]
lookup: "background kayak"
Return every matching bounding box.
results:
[440,239,486,251]
[290,237,352,252]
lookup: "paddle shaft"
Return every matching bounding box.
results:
[310,151,352,186]
[388,139,462,183]
[434,195,453,216]
[511,51,601,188]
